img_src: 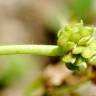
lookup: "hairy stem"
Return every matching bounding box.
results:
[0,45,64,56]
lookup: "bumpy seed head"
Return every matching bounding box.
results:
[57,21,96,72]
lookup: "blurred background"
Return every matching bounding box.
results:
[0,0,96,96]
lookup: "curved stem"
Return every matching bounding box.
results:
[0,45,64,56]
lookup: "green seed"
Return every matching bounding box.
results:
[80,27,93,37]
[57,26,72,38]
[64,41,75,51]
[78,36,91,45]
[77,62,87,71]
[89,42,96,50]
[62,53,76,64]
[70,32,81,43]
[75,56,87,71]
[86,37,95,45]
[72,46,85,54]
[81,48,94,59]
[88,55,96,65]
[57,37,68,47]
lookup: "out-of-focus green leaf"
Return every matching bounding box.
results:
[0,56,30,87]
[72,0,92,20]
[24,77,43,96]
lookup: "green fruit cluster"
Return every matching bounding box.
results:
[57,21,96,71]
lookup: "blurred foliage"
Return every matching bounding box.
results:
[73,0,92,20]
[24,77,43,96]
[0,56,30,88]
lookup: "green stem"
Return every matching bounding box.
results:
[0,45,64,56]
